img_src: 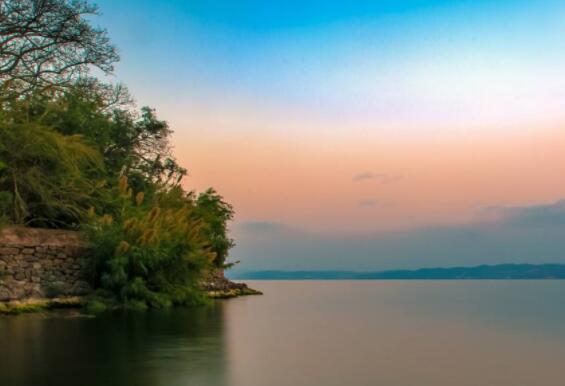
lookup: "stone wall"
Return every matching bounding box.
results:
[0,227,91,301]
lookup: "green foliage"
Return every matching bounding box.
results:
[85,298,109,314]
[0,100,104,227]
[0,0,238,309]
[0,191,10,226]
[86,176,215,309]
[0,0,191,230]
[0,297,85,314]
[149,186,236,268]
[30,83,187,187]
[0,302,48,315]
[194,189,235,267]
[84,291,118,314]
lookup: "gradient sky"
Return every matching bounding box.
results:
[95,0,565,270]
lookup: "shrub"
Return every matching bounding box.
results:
[86,176,217,309]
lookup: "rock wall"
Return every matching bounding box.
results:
[0,227,91,301]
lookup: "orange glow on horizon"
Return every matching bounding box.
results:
[172,109,565,232]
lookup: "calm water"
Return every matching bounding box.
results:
[2,281,565,386]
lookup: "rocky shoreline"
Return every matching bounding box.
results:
[201,271,263,299]
[0,227,260,314]
[0,275,261,315]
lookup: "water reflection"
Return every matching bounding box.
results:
[0,303,228,386]
[222,281,565,386]
[2,281,565,386]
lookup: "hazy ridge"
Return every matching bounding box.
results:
[230,264,565,280]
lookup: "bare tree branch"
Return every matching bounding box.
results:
[0,0,119,97]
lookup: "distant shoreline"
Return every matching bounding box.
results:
[229,264,565,280]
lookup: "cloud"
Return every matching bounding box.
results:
[229,199,565,274]
[352,172,401,183]
[358,199,377,208]
[481,200,565,227]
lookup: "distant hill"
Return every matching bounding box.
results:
[229,264,565,280]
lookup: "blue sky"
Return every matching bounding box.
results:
[96,0,565,127]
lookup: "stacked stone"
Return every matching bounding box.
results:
[0,228,91,302]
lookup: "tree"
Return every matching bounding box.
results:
[40,84,188,187]
[0,98,104,227]
[194,189,235,268]
[0,0,118,97]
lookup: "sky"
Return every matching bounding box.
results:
[95,0,565,271]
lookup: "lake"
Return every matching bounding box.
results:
[1,281,565,386]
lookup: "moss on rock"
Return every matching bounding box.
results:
[0,296,85,315]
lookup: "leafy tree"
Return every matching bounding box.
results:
[0,82,190,230]
[194,189,235,268]
[0,98,103,227]
[0,0,187,226]
[37,83,187,187]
